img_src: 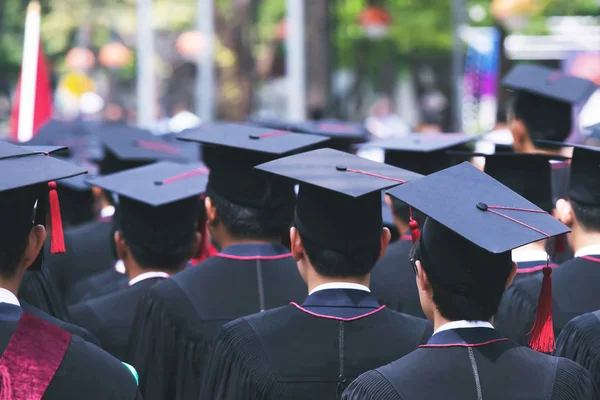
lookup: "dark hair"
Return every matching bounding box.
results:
[302,234,380,278]
[571,198,600,233]
[411,240,512,321]
[0,231,31,279]
[207,186,294,241]
[125,238,195,273]
[510,91,572,149]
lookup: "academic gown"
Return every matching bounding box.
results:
[70,277,166,360]
[22,300,100,346]
[512,259,557,282]
[495,255,600,346]
[343,327,598,400]
[202,288,433,400]
[0,303,141,399]
[126,243,307,400]
[46,218,116,300]
[19,267,70,321]
[66,267,128,305]
[555,310,600,391]
[370,238,425,318]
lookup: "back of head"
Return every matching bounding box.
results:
[0,187,40,279]
[416,218,513,321]
[297,187,382,278]
[510,91,572,149]
[204,146,296,241]
[118,196,201,271]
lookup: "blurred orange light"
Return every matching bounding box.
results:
[65,47,95,70]
[176,31,206,58]
[99,42,131,69]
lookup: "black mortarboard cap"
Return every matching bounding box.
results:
[256,148,422,253]
[98,125,196,175]
[178,123,329,208]
[88,161,207,259]
[503,64,597,105]
[366,133,476,175]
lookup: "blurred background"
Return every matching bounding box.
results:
[1,0,599,138]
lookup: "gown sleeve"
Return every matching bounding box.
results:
[555,312,600,393]
[342,370,402,400]
[202,319,266,400]
[494,278,539,346]
[126,288,209,400]
[551,358,599,400]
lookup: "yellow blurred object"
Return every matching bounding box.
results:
[492,0,535,19]
[60,72,96,98]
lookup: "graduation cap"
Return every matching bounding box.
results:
[255,148,422,254]
[88,162,208,261]
[387,162,570,352]
[178,123,329,209]
[98,125,195,175]
[0,142,87,266]
[503,64,597,105]
[365,133,476,175]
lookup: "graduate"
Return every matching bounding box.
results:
[497,143,600,349]
[343,162,597,400]
[69,161,206,360]
[0,143,140,399]
[365,133,474,318]
[126,124,328,400]
[201,148,431,399]
[55,126,198,306]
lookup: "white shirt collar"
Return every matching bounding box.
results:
[512,250,549,263]
[114,260,126,274]
[575,244,600,258]
[0,288,20,307]
[434,320,494,336]
[100,205,115,219]
[309,282,370,295]
[128,271,170,287]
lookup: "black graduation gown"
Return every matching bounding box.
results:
[495,255,600,345]
[46,217,116,300]
[19,267,70,321]
[370,238,425,318]
[126,243,307,400]
[512,259,557,282]
[202,288,432,399]
[0,303,141,399]
[70,277,165,360]
[66,267,128,305]
[555,310,600,391]
[343,327,598,400]
[21,300,100,346]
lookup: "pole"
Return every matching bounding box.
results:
[136,0,155,127]
[286,0,306,121]
[18,1,41,142]
[451,0,466,132]
[196,0,214,122]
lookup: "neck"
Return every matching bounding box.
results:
[512,240,547,256]
[432,311,493,332]
[216,235,279,251]
[305,266,370,294]
[395,218,410,239]
[571,224,600,254]
[518,139,563,156]
[125,259,183,282]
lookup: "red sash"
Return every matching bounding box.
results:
[0,311,71,399]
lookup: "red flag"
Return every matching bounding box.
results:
[10,43,53,141]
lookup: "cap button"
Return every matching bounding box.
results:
[249,134,260,140]
[336,165,347,171]
[476,202,488,211]
[154,180,164,186]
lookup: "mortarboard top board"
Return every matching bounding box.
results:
[502,64,597,105]
[365,133,476,175]
[255,148,422,253]
[386,162,569,255]
[88,161,208,207]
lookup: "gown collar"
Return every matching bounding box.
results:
[292,288,384,321]
[421,327,508,348]
[217,243,292,260]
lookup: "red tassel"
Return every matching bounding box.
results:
[409,219,420,244]
[48,182,66,254]
[527,266,554,353]
[554,234,566,254]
